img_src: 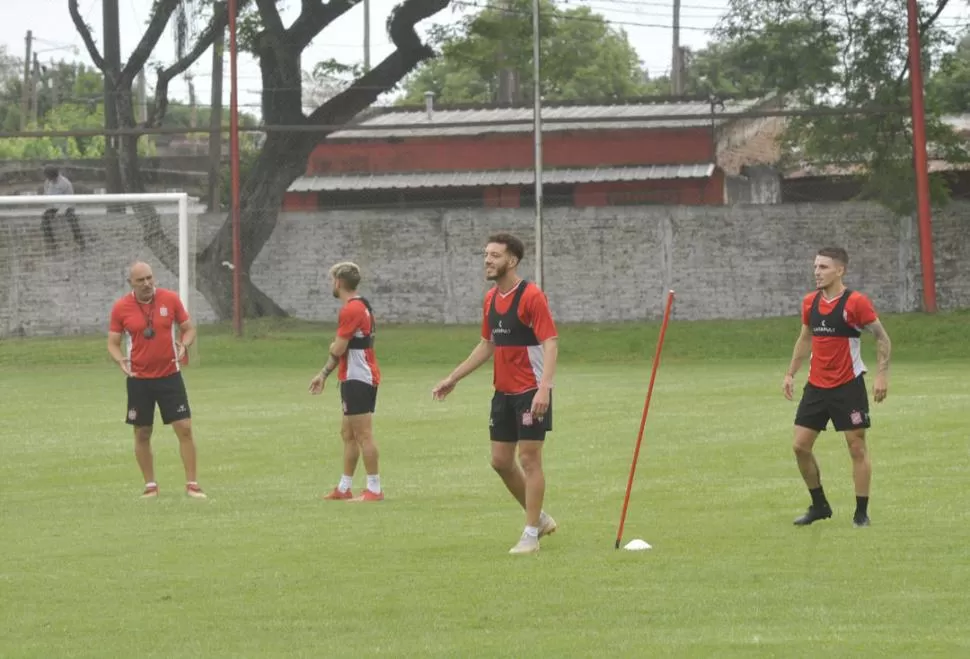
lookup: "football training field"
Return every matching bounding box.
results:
[2,313,968,658]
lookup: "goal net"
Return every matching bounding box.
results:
[0,192,203,340]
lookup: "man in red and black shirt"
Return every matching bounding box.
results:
[433,233,560,554]
[309,262,384,502]
[107,261,205,499]
[783,247,892,528]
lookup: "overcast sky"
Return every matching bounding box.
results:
[3,0,970,120]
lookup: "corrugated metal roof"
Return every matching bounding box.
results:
[288,164,716,191]
[328,99,764,139]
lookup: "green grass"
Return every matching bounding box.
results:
[1,312,969,658]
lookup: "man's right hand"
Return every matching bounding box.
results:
[782,374,794,401]
[432,377,457,401]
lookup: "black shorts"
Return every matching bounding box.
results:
[125,372,191,426]
[795,374,870,432]
[490,389,552,442]
[340,380,377,416]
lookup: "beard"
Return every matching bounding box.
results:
[332,286,340,298]
[486,263,507,281]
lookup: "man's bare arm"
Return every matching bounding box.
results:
[786,325,813,377]
[867,320,892,375]
[449,339,495,383]
[107,331,125,364]
[538,337,558,390]
[319,336,350,379]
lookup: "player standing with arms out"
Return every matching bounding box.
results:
[783,247,891,528]
[432,233,559,555]
[309,262,384,502]
[107,261,206,499]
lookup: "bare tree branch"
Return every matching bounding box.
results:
[306,0,449,127]
[288,0,360,50]
[67,0,106,71]
[119,0,182,86]
[147,2,231,127]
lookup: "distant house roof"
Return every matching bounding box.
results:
[325,98,767,140]
[288,164,716,192]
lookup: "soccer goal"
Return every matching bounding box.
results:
[0,191,202,339]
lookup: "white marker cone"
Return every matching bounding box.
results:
[623,539,652,551]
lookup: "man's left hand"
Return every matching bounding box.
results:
[873,373,888,403]
[531,386,551,420]
[175,342,187,362]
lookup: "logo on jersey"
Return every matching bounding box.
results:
[160,306,169,317]
[812,319,837,335]
[492,319,512,338]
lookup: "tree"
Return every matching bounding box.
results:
[397,0,648,105]
[719,0,968,213]
[70,0,451,319]
[927,31,970,114]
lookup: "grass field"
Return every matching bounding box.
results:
[1,311,969,658]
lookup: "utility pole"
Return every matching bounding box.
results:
[103,0,124,195]
[137,68,148,123]
[671,0,683,95]
[497,0,518,104]
[20,30,32,130]
[363,0,371,71]
[207,22,225,211]
[30,54,40,126]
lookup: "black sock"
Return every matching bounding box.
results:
[855,496,869,519]
[810,486,828,509]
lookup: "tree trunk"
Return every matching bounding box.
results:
[195,130,313,318]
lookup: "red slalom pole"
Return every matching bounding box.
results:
[615,290,675,549]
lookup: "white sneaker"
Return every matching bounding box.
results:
[539,513,558,538]
[508,533,540,554]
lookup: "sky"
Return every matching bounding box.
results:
[3,0,970,121]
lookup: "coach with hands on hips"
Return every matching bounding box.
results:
[107,261,206,499]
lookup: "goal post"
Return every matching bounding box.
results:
[0,191,202,343]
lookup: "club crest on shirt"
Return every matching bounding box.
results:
[160,306,169,317]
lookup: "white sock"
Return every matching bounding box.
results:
[145,481,157,488]
[366,474,381,494]
[524,525,539,538]
[539,511,549,524]
[338,474,353,493]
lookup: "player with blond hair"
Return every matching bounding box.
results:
[309,262,384,502]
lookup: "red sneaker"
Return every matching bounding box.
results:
[186,483,207,499]
[351,489,384,502]
[141,484,159,498]
[322,487,353,500]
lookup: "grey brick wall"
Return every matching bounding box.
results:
[2,201,967,337]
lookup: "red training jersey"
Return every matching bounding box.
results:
[801,289,878,388]
[109,288,188,379]
[481,281,558,394]
[337,297,381,386]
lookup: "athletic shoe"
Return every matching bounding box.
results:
[141,484,159,498]
[186,483,207,499]
[793,504,832,526]
[322,488,353,500]
[853,515,871,528]
[351,489,384,502]
[509,533,540,554]
[539,513,558,538]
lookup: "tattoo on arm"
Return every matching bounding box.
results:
[321,352,339,378]
[868,321,892,374]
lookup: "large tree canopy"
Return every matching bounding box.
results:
[68,0,451,319]
[717,0,968,213]
[398,0,648,104]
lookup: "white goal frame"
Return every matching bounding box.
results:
[0,192,192,319]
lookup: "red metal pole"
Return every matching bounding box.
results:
[228,0,244,335]
[906,0,938,313]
